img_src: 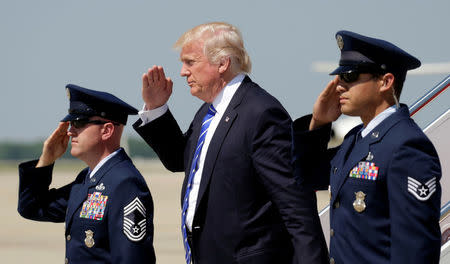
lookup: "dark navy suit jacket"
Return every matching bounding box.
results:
[292,105,441,264]
[18,148,156,264]
[134,76,328,264]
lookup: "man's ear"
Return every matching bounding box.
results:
[379,73,395,93]
[218,57,231,74]
[101,123,115,140]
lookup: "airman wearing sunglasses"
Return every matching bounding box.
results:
[292,31,441,263]
[18,85,156,264]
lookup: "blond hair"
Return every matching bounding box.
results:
[174,22,252,75]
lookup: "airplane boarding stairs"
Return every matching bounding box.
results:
[317,75,450,262]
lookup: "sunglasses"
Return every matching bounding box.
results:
[339,71,361,83]
[70,119,118,129]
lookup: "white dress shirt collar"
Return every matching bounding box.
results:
[88,148,122,178]
[211,73,245,114]
[361,105,397,138]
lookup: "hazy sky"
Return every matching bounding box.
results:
[1,0,449,141]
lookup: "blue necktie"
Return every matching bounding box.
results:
[355,131,363,144]
[182,104,216,264]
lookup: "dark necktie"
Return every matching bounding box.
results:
[355,131,363,144]
[181,104,216,264]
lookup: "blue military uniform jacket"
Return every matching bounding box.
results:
[18,148,156,264]
[292,105,441,264]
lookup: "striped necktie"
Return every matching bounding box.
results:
[181,104,216,264]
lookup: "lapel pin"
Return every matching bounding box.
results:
[366,152,374,161]
[95,183,105,191]
[371,131,379,139]
[225,116,230,122]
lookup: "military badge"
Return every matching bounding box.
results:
[80,192,108,220]
[95,183,106,191]
[84,230,95,248]
[336,34,344,50]
[353,191,366,213]
[407,176,437,201]
[366,152,374,161]
[123,197,147,242]
[371,131,379,139]
[349,161,379,180]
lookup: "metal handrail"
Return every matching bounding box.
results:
[442,201,450,222]
[409,75,450,116]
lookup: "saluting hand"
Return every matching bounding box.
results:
[142,65,173,110]
[36,122,70,168]
[310,76,341,130]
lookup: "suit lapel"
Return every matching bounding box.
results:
[195,110,237,212]
[333,105,410,197]
[65,168,89,229]
[65,149,128,228]
[85,148,128,189]
[194,76,251,213]
[334,135,370,196]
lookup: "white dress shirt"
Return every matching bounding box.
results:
[138,74,245,230]
[88,148,122,178]
[360,105,397,138]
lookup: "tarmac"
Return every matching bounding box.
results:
[1,159,328,263]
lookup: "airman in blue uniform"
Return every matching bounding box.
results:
[18,84,156,264]
[292,31,442,263]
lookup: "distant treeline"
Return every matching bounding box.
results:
[0,137,157,160]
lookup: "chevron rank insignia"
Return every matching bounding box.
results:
[407,176,437,201]
[123,197,147,242]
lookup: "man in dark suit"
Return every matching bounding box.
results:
[292,31,442,263]
[134,22,328,264]
[18,84,156,264]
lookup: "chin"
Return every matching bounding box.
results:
[340,106,355,116]
[70,148,80,158]
[190,87,199,97]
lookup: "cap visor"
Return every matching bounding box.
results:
[61,113,89,122]
[329,65,357,75]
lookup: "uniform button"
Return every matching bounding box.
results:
[66,235,71,241]
[330,257,335,264]
[333,167,338,174]
[334,201,340,209]
[65,258,68,264]
[330,229,335,237]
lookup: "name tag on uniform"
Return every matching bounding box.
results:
[80,192,108,220]
[349,161,379,181]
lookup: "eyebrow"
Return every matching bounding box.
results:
[180,51,204,62]
[180,54,195,62]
